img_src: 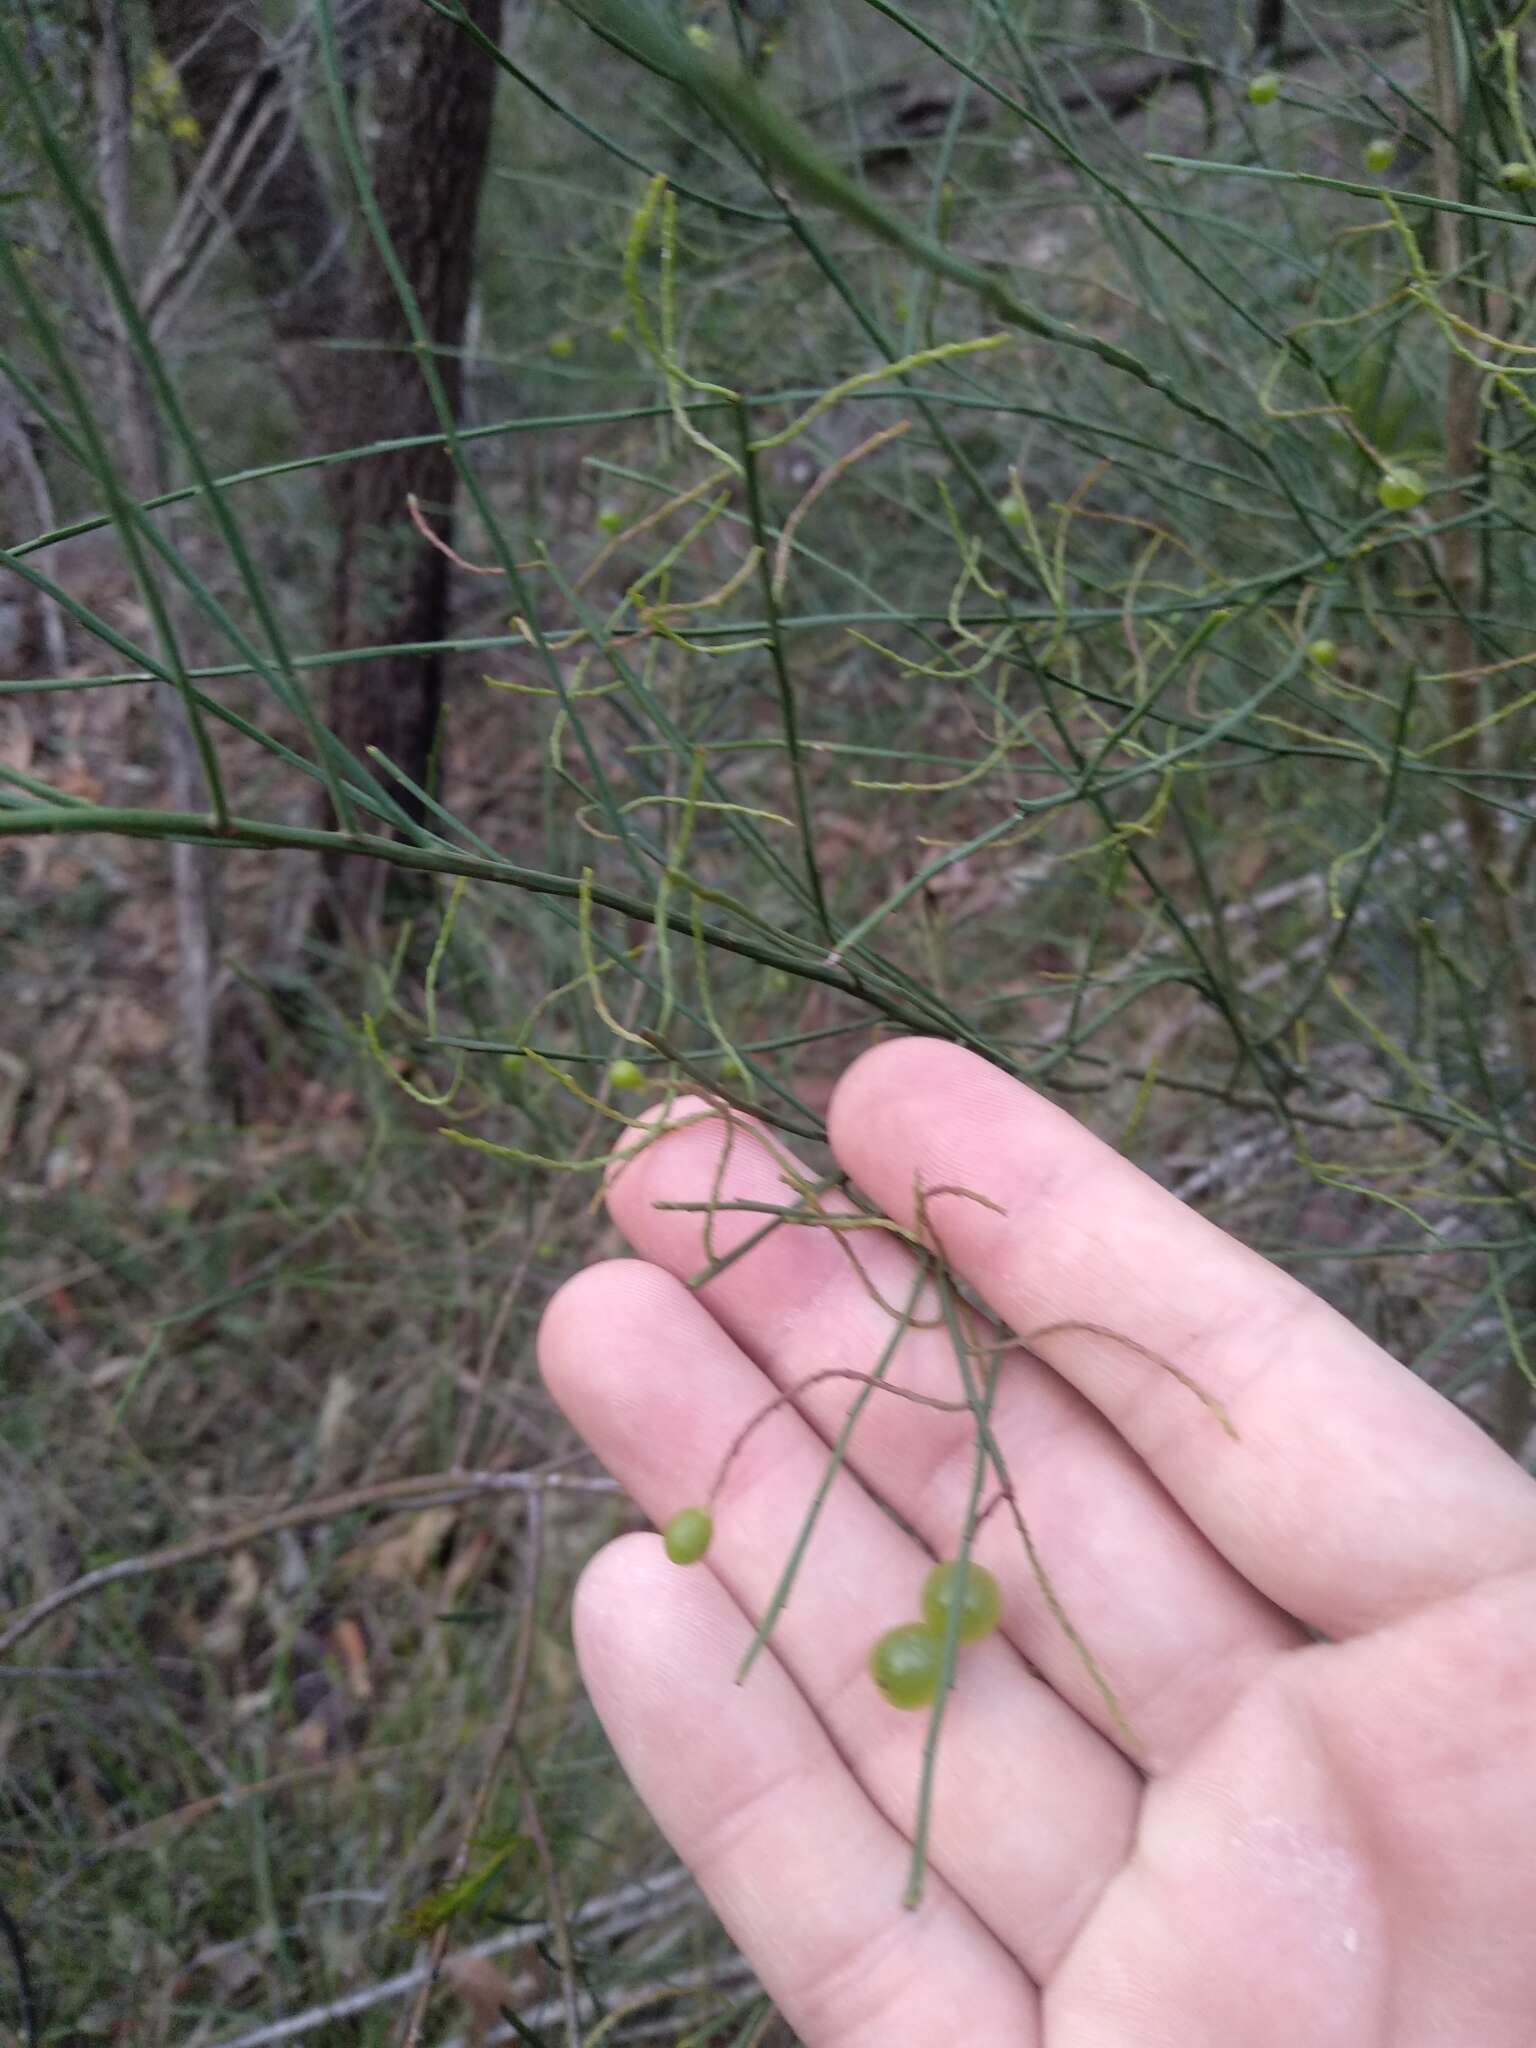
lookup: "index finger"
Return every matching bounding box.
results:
[828,1039,1536,1635]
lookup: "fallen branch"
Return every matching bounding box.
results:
[0,1464,615,1659]
[208,1865,698,2048]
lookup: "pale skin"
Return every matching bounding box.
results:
[538,1040,1536,2047]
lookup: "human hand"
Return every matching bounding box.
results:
[539,1040,1536,2046]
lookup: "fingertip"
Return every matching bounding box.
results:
[537,1256,701,1419]
[828,1038,1023,1209]
[572,1528,669,1643]
[601,1093,724,1214]
[601,1092,797,1275]
[540,1253,643,1367]
[572,1531,745,1736]
[572,1533,670,1709]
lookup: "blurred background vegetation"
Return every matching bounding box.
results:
[2,0,1534,2038]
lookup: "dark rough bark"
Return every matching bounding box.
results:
[324,0,501,909]
[143,0,502,933]
[1254,0,1286,57]
[145,0,354,400]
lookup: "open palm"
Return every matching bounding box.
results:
[540,1041,1536,2046]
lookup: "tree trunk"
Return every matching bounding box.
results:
[143,0,503,938]
[322,0,501,933]
[1254,0,1285,55]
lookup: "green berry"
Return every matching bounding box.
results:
[663,1507,712,1565]
[548,335,575,359]
[921,1560,1003,1645]
[1377,466,1426,512]
[1363,137,1397,174]
[1247,71,1280,107]
[596,504,624,534]
[608,321,628,343]
[998,491,1029,528]
[607,1057,646,1093]
[685,21,715,47]
[1306,637,1339,667]
[500,1051,527,1076]
[869,1623,944,1710]
[1498,161,1536,191]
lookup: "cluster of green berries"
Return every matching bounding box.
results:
[661,1512,1002,1711]
[1244,64,1420,179]
[868,1561,1003,1709]
[1245,74,1409,181]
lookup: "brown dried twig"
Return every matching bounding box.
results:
[399,1493,547,2047]
[0,1464,613,1660]
[770,420,912,599]
[406,491,508,576]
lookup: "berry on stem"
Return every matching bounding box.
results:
[663,1507,712,1565]
[1499,162,1536,191]
[869,1623,944,1709]
[607,1057,646,1092]
[1363,137,1397,174]
[1306,638,1338,668]
[921,1560,1003,1644]
[1378,466,1426,512]
[1247,71,1280,107]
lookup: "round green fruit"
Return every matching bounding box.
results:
[1247,71,1280,107]
[608,1057,646,1092]
[921,1560,1003,1644]
[663,1507,713,1565]
[998,491,1029,528]
[1363,137,1397,174]
[1377,466,1426,512]
[547,335,575,359]
[1306,637,1338,667]
[1498,162,1536,191]
[596,504,624,534]
[869,1623,944,1709]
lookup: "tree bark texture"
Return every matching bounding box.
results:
[1254,0,1286,56]
[325,0,501,871]
[143,0,503,932]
